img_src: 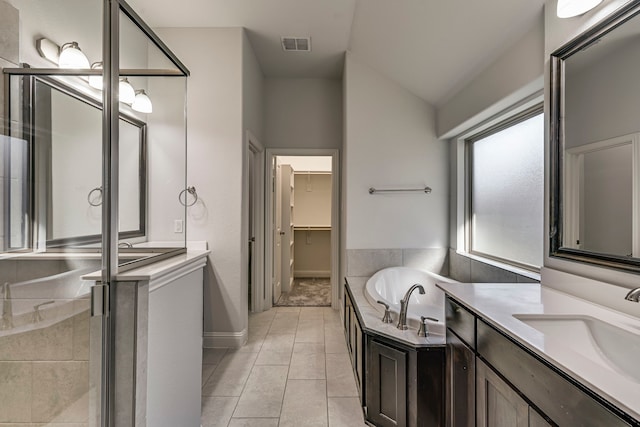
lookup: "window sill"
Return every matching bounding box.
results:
[456,250,541,282]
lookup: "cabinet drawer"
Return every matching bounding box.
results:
[477,320,633,427]
[445,297,475,349]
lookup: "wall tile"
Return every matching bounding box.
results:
[31,361,89,423]
[0,362,32,422]
[402,248,448,275]
[516,274,540,283]
[448,249,471,282]
[470,259,517,283]
[0,1,19,64]
[0,317,74,361]
[72,309,90,361]
[0,260,17,284]
[15,261,67,283]
[346,249,402,277]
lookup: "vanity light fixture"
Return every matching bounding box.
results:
[131,89,153,113]
[119,78,136,104]
[58,42,90,68]
[88,62,103,90]
[557,0,603,18]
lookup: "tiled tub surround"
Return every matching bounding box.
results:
[0,298,91,425]
[437,282,640,423]
[345,248,539,286]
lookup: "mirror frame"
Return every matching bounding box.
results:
[24,75,147,248]
[550,2,640,273]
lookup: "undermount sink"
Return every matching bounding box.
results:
[513,314,640,383]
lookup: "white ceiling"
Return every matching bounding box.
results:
[127,0,544,106]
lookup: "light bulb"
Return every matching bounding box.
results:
[58,42,90,68]
[88,62,103,90]
[119,78,136,104]
[557,0,603,18]
[132,90,153,113]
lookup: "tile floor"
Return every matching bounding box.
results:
[201,306,367,427]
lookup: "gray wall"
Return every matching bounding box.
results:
[264,78,342,149]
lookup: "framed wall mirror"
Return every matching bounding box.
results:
[550,2,640,272]
[27,76,147,248]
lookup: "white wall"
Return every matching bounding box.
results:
[543,0,640,309]
[437,12,544,139]
[343,52,448,250]
[264,78,342,149]
[156,28,247,344]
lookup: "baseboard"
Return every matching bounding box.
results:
[203,328,248,348]
[294,270,331,278]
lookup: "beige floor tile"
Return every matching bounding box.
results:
[255,350,292,366]
[276,307,301,314]
[203,348,228,364]
[326,353,358,397]
[201,396,239,427]
[236,335,265,353]
[228,418,279,427]
[289,352,326,380]
[260,334,295,353]
[232,365,288,418]
[268,317,299,335]
[202,352,258,397]
[324,333,348,354]
[328,397,366,427]
[294,326,324,343]
[279,380,328,427]
[292,342,325,354]
[202,364,217,386]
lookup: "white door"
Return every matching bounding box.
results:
[273,158,283,303]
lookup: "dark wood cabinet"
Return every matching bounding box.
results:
[446,329,475,427]
[344,285,365,404]
[368,339,407,427]
[344,281,446,427]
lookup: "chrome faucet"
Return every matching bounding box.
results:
[397,284,425,330]
[1,283,13,331]
[624,287,640,302]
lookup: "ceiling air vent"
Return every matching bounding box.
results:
[281,37,311,52]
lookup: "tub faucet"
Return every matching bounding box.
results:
[397,284,425,330]
[1,283,13,331]
[625,287,640,302]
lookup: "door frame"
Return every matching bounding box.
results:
[264,148,341,310]
[245,131,265,312]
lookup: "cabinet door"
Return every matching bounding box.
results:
[367,340,407,427]
[355,317,363,391]
[476,360,528,427]
[529,408,553,427]
[447,329,475,427]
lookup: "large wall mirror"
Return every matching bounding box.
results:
[550,2,640,272]
[28,76,147,247]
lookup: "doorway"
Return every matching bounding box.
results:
[264,149,340,310]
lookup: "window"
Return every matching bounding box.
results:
[466,108,544,269]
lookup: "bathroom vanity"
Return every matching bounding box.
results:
[438,282,640,427]
[344,278,446,427]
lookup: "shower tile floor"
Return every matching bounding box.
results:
[201,307,367,427]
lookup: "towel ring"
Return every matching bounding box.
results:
[179,186,198,207]
[87,186,103,207]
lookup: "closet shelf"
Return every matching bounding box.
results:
[294,225,331,231]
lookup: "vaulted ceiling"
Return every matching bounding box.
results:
[127,0,544,106]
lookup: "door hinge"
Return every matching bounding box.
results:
[91,284,109,317]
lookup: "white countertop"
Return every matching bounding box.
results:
[83,250,210,282]
[347,276,445,347]
[436,282,640,421]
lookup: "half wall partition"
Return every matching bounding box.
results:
[0,1,189,425]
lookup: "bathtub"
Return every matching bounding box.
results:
[365,267,458,336]
[1,267,93,336]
